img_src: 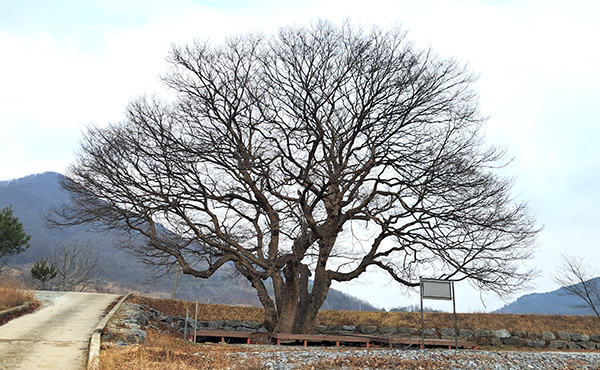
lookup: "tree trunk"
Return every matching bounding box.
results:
[267,260,332,334]
[273,282,330,334]
[258,235,336,334]
[272,261,300,333]
[295,270,331,334]
[236,262,279,332]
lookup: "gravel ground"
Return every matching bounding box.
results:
[234,347,600,370]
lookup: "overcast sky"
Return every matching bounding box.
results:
[1,0,598,312]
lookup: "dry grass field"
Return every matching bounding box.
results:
[0,275,35,311]
[0,275,39,325]
[101,330,268,370]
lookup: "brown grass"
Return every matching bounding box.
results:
[131,296,265,322]
[0,275,35,311]
[131,295,600,335]
[100,330,267,370]
[316,310,600,335]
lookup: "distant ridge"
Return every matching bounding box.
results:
[0,172,379,311]
[494,277,600,316]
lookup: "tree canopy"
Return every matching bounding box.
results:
[54,20,539,333]
[0,206,30,262]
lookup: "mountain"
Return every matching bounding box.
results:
[0,172,155,290]
[493,277,600,315]
[0,172,378,311]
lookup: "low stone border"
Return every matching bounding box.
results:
[0,302,31,319]
[87,293,132,370]
[311,326,600,350]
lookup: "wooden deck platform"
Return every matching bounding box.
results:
[190,330,477,349]
[272,333,477,349]
[271,333,371,347]
[367,335,477,349]
[190,330,258,344]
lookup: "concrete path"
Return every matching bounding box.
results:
[0,291,120,370]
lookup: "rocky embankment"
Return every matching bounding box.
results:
[105,302,600,351]
[103,302,269,345]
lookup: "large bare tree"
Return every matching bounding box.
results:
[53,21,539,333]
[47,241,103,292]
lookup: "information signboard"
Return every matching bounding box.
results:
[421,279,453,301]
[419,278,458,350]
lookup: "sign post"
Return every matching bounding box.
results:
[419,278,458,350]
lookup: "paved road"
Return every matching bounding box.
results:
[0,291,120,370]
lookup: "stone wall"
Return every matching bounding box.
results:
[312,325,600,350]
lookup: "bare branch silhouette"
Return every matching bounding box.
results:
[49,20,540,333]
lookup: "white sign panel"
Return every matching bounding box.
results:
[421,279,452,301]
